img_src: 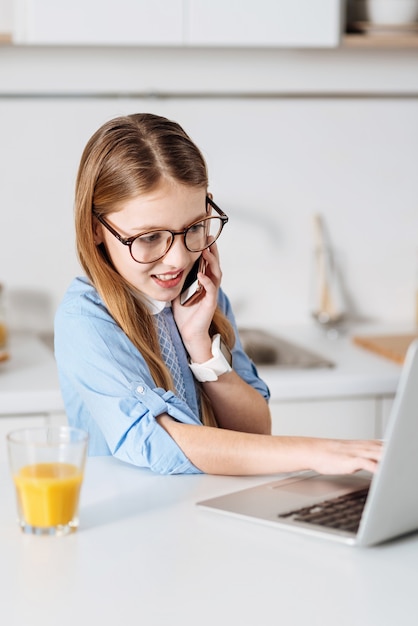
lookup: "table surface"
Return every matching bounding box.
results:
[0,456,417,626]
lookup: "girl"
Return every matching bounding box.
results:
[54,113,381,475]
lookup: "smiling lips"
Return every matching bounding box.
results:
[152,270,184,289]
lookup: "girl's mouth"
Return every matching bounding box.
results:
[152,270,183,290]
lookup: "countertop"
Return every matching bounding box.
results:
[0,325,413,416]
[0,456,417,626]
[257,323,408,402]
[0,332,64,415]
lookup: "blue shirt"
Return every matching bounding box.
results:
[54,276,270,475]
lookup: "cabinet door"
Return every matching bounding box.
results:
[14,0,343,47]
[0,414,46,462]
[379,396,395,437]
[186,0,343,48]
[0,413,67,463]
[14,0,183,45]
[0,0,13,34]
[270,397,377,440]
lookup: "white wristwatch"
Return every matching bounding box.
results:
[189,334,233,382]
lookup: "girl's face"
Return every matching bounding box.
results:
[94,180,206,302]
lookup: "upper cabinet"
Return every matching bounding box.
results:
[186,0,343,48]
[0,0,13,41]
[11,0,344,48]
[13,0,184,45]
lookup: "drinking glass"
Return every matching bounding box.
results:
[7,426,88,536]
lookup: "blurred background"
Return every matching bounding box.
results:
[1,0,417,336]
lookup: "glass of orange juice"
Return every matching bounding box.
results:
[7,426,88,536]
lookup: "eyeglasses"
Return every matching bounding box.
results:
[93,196,229,264]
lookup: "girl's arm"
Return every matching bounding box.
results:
[174,244,270,435]
[157,415,383,476]
[201,370,271,434]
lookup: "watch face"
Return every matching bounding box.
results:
[220,338,233,366]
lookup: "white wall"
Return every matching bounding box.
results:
[0,46,417,332]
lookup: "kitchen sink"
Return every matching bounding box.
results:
[238,328,335,369]
[40,329,334,370]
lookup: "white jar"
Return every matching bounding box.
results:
[366,0,418,24]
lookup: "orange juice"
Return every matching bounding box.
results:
[14,462,83,528]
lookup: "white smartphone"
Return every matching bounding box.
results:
[180,256,206,306]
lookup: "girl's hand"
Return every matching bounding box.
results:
[173,243,222,363]
[308,438,383,475]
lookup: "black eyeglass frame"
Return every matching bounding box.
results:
[93,196,229,264]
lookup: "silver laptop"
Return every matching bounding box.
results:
[198,339,418,547]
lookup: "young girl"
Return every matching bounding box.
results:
[54,113,382,476]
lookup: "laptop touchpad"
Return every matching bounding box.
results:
[272,475,369,497]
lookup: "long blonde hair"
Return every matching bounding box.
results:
[75,113,234,426]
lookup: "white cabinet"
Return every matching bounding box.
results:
[13,0,184,45]
[0,412,68,462]
[0,0,13,34]
[270,396,380,440]
[13,0,343,48]
[0,333,66,462]
[187,0,343,48]
[379,396,395,436]
[0,415,45,462]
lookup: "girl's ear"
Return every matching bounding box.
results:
[93,216,104,245]
[206,192,213,215]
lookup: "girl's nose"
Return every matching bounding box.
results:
[163,234,191,267]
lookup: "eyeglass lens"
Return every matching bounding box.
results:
[130,216,224,263]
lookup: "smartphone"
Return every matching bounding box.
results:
[180,256,206,306]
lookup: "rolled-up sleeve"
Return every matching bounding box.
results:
[54,284,203,475]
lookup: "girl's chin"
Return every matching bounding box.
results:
[150,285,181,302]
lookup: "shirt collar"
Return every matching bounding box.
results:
[144,296,171,315]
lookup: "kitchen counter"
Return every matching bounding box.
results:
[0,455,417,626]
[0,332,64,415]
[0,326,410,417]
[257,323,407,402]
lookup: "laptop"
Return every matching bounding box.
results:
[197,339,418,547]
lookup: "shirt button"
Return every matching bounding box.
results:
[136,385,145,394]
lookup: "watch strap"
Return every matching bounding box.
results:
[189,334,232,382]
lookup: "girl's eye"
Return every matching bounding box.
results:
[188,222,205,234]
[138,231,165,245]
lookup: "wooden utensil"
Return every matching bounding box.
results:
[352,334,418,364]
[312,213,344,325]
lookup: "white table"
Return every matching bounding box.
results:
[0,456,417,626]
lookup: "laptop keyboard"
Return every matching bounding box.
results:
[278,487,370,533]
